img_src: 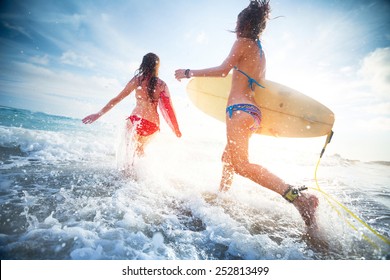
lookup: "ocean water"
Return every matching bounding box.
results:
[0,105,389,260]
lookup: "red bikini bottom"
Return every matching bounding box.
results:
[128,115,159,136]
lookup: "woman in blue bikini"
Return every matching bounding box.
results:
[175,0,320,234]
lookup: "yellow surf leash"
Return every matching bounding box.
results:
[310,131,390,247]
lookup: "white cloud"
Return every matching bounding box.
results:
[100,13,110,22]
[359,117,390,131]
[196,31,207,44]
[184,30,208,45]
[12,61,121,99]
[60,51,95,69]
[30,54,50,65]
[359,47,390,100]
[363,102,390,116]
[2,21,32,39]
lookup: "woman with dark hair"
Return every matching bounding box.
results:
[175,1,320,234]
[83,53,181,157]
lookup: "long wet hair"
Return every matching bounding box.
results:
[235,0,270,40]
[135,53,160,102]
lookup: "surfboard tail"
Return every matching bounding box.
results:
[158,91,182,137]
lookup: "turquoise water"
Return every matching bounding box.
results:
[0,106,81,131]
[0,106,389,260]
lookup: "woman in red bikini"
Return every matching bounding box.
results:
[175,1,322,238]
[83,53,181,157]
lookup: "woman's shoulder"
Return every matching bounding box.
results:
[233,37,260,56]
[157,78,167,90]
[130,74,142,85]
[157,77,166,84]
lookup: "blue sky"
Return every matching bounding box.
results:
[0,0,389,161]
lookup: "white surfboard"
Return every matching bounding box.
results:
[187,74,335,138]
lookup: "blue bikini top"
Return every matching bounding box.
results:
[234,38,265,90]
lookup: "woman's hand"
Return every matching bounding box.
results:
[175,69,187,81]
[82,113,100,124]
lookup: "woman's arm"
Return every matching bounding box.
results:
[175,39,242,81]
[82,77,137,124]
[158,82,182,137]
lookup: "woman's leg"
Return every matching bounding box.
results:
[127,117,157,157]
[135,134,155,157]
[226,111,319,228]
[219,145,234,192]
[225,112,287,194]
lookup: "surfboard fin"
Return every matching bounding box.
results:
[320,130,334,158]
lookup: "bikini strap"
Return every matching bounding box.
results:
[233,66,265,90]
[232,38,265,90]
[256,38,263,58]
[226,105,233,118]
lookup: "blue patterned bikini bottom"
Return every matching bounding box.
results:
[226,103,262,131]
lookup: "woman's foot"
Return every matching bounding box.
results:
[293,192,319,228]
[293,193,329,250]
[219,184,231,192]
